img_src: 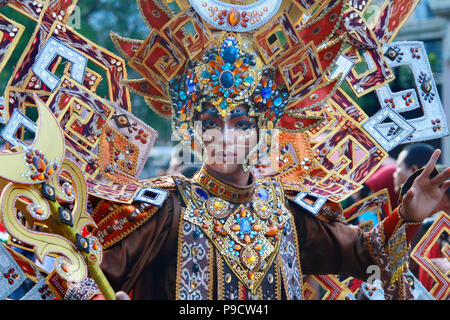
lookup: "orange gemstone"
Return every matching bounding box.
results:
[266,225,278,237]
[215,226,228,236]
[254,95,262,103]
[61,263,70,273]
[231,224,240,232]
[252,224,261,231]
[228,9,240,26]
[244,235,251,244]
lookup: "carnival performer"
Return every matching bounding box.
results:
[66,99,450,301]
[1,0,449,301]
[61,1,450,301]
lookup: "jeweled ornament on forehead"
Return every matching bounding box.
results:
[198,34,258,116]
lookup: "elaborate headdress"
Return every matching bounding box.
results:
[0,0,449,301]
[111,0,448,203]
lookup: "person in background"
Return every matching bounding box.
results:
[365,165,399,210]
[393,143,436,197]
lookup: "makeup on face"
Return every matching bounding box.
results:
[196,104,258,167]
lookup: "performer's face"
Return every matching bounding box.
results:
[196,104,258,175]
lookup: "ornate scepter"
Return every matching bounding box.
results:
[0,95,116,300]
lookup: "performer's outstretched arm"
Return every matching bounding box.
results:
[288,149,450,299]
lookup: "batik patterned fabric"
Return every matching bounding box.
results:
[64,277,101,300]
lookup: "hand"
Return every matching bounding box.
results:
[400,149,450,222]
[116,291,131,300]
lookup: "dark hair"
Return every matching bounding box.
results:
[402,143,435,170]
[436,165,450,196]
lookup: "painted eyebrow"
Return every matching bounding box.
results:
[202,108,219,117]
[230,110,250,120]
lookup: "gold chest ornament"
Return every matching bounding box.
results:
[177,174,291,294]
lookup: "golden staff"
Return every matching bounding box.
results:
[0,95,116,300]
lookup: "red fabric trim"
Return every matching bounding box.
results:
[383,207,401,240]
[405,224,421,244]
[241,285,247,300]
[382,207,421,244]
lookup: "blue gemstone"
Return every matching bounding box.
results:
[240,218,251,235]
[220,99,228,109]
[195,187,209,201]
[179,91,187,101]
[202,70,211,79]
[257,189,269,200]
[222,45,238,64]
[274,97,283,107]
[220,71,234,89]
[262,87,272,99]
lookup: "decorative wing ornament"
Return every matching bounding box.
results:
[0,95,116,299]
